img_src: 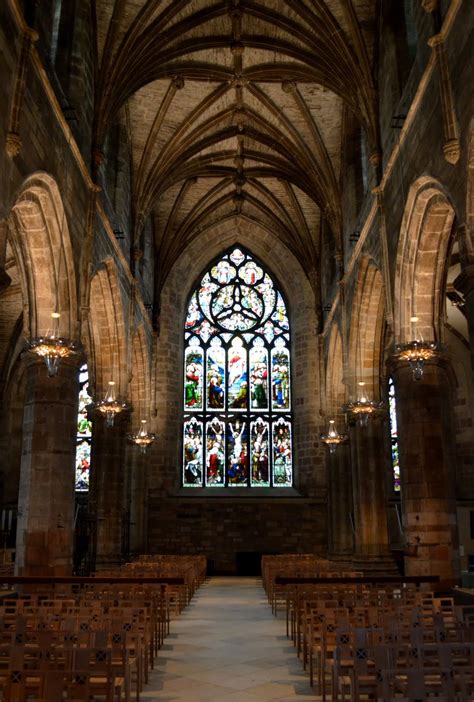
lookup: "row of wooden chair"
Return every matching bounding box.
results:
[262,555,473,701]
[0,554,206,701]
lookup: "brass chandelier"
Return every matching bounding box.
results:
[127,419,157,453]
[343,382,385,427]
[392,318,444,381]
[320,419,348,454]
[28,312,80,377]
[89,381,130,428]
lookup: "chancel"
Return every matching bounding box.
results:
[0,0,473,700]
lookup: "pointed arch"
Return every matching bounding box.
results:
[325,323,345,416]
[153,218,320,493]
[88,259,128,396]
[130,323,151,419]
[7,172,78,339]
[394,176,456,343]
[348,257,385,399]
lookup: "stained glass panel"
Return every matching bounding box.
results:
[227,419,248,485]
[75,364,92,492]
[250,340,268,410]
[273,419,292,486]
[251,418,270,486]
[228,338,247,410]
[184,341,204,410]
[206,340,225,410]
[205,419,225,486]
[388,378,401,492]
[183,420,203,486]
[182,247,293,488]
[271,343,290,410]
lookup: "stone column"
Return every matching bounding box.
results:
[327,443,353,557]
[89,410,129,568]
[350,415,392,570]
[129,447,149,556]
[454,264,474,378]
[0,220,11,293]
[392,358,461,584]
[15,354,79,576]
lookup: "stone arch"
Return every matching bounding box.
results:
[7,172,78,339]
[88,259,128,397]
[394,176,456,343]
[153,217,320,492]
[348,257,385,400]
[325,323,345,417]
[130,324,151,420]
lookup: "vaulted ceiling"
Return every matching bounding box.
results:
[93,0,378,286]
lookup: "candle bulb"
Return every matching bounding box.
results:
[7,510,12,531]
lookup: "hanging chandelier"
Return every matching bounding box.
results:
[127,419,157,454]
[392,318,444,381]
[27,312,80,377]
[89,381,130,428]
[343,382,385,426]
[320,420,348,454]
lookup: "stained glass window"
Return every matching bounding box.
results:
[75,364,92,492]
[388,377,400,492]
[183,247,292,488]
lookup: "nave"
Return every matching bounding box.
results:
[144,577,320,702]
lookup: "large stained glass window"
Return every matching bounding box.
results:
[388,377,400,492]
[183,247,292,488]
[75,364,92,492]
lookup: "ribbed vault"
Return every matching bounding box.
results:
[93,0,378,290]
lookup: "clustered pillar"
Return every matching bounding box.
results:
[349,415,391,569]
[89,410,129,568]
[392,358,461,584]
[15,355,79,576]
[327,443,353,557]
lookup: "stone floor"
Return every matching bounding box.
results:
[142,577,322,701]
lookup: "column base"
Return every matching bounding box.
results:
[352,553,400,576]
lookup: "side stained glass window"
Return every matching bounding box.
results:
[183,247,293,488]
[75,364,92,492]
[388,377,400,492]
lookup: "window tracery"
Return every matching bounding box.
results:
[182,247,293,488]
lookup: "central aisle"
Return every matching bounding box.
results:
[143,577,321,701]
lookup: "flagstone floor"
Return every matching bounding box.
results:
[142,576,322,701]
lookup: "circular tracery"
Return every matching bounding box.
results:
[198,248,276,332]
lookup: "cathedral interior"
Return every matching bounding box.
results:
[0,0,473,588]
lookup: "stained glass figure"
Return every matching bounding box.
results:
[228,338,247,410]
[250,340,268,410]
[271,342,290,410]
[183,420,203,486]
[75,364,92,492]
[388,377,401,492]
[207,339,225,410]
[183,247,292,487]
[206,419,225,485]
[227,420,248,485]
[184,340,203,410]
[251,418,270,486]
[273,419,292,486]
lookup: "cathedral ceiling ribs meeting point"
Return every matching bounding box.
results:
[92,0,379,288]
